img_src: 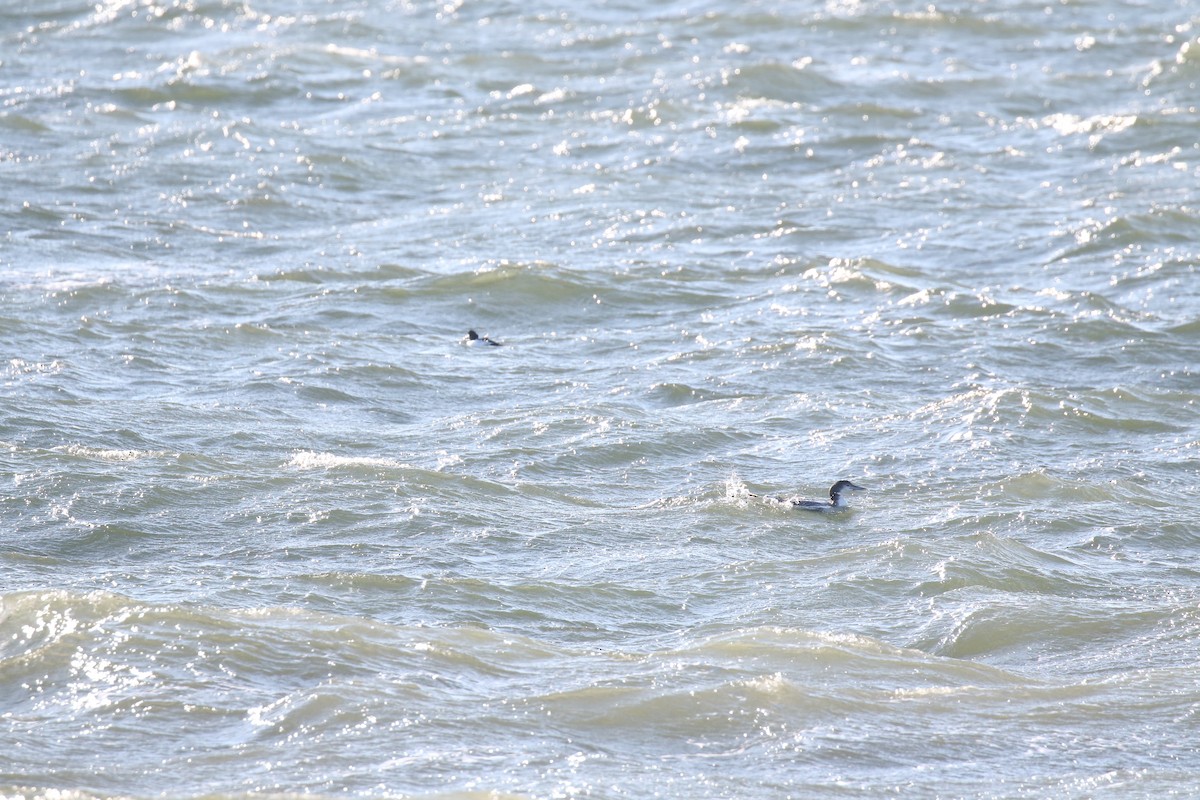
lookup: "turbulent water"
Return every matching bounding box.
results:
[3,0,1200,797]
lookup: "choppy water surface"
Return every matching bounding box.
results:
[3,0,1200,797]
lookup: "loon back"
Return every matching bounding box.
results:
[791,480,867,511]
[467,329,501,346]
[791,498,837,512]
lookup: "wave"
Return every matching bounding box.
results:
[0,788,527,800]
[0,588,1033,704]
[0,589,1029,683]
[4,548,1200,792]
[285,450,411,472]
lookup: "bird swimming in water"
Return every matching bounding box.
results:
[466,329,501,346]
[752,480,866,512]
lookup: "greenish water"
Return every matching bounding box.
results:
[2,0,1199,797]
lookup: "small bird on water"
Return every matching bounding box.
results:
[466,329,501,346]
[752,480,867,512]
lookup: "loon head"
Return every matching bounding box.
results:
[466,329,501,346]
[828,480,866,507]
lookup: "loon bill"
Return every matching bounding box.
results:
[752,479,866,512]
[466,329,502,346]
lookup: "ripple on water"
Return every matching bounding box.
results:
[3,0,1200,796]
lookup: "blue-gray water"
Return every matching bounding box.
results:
[3,0,1200,797]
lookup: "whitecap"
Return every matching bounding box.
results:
[286,450,408,470]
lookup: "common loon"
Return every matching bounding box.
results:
[466,329,501,346]
[754,480,866,512]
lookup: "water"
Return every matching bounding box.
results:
[2,0,1199,797]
